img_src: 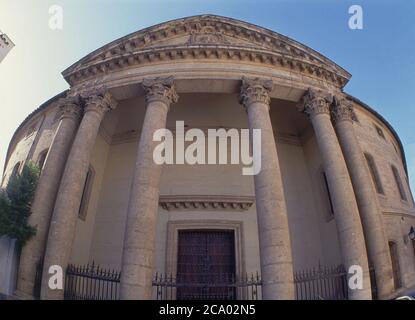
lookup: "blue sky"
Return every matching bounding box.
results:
[0,0,414,188]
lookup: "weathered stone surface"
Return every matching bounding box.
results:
[119,78,178,299]
[299,89,372,300]
[15,95,82,299]
[239,77,294,299]
[40,89,117,300]
[333,96,395,299]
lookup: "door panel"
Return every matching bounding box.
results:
[177,230,236,300]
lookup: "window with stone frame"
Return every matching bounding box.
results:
[391,165,407,201]
[78,166,95,221]
[392,142,398,155]
[389,241,402,289]
[364,153,384,195]
[37,149,49,172]
[25,123,37,138]
[351,109,359,123]
[374,124,386,140]
[11,162,21,177]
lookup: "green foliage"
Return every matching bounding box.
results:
[0,162,40,246]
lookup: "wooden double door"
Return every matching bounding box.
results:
[176,230,236,300]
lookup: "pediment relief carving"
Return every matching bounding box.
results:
[63,15,351,88]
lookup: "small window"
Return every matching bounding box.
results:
[25,124,37,137]
[391,165,407,201]
[37,149,49,172]
[374,124,385,139]
[322,171,334,218]
[351,110,359,123]
[11,162,21,177]
[392,143,398,154]
[389,241,402,289]
[78,166,95,221]
[364,153,384,195]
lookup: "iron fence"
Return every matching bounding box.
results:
[294,265,378,300]
[64,263,121,300]
[152,272,262,300]
[294,264,348,300]
[43,263,376,300]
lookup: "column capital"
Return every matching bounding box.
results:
[298,88,332,118]
[82,88,118,117]
[56,94,83,122]
[142,76,179,106]
[331,95,354,124]
[239,77,273,107]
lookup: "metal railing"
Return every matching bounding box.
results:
[294,264,348,300]
[294,264,377,300]
[40,263,376,300]
[64,263,121,300]
[152,272,262,300]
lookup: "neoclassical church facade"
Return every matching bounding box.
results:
[2,15,415,300]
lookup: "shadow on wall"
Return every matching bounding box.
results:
[0,236,19,295]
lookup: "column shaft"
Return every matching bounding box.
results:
[16,96,82,298]
[299,89,371,299]
[40,90,116,300]
[240,78,294,299]
[333,97,394,299]
[120,77,178,300]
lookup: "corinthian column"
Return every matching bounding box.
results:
[120,77,178,300]
[239,77,294,300]
[40,89,117,300]
[15,95,82,299]
[299,89,371,300]
[332,96,394,299]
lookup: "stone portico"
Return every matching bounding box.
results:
[2,15,415,300]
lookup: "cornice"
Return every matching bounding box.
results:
[159,195,255,211]
[62,15,350,88]
[382,211,415,220]
[64,45,349,89]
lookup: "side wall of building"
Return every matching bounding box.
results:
[354,104,415,289]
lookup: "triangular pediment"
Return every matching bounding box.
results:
[63,15,351,87]
[136,26,269,50]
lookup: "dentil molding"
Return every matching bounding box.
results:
[159,195,255,211]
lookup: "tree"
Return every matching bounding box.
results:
[0,162,39,246]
